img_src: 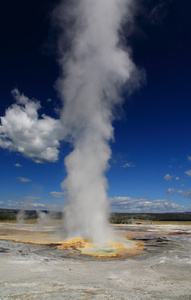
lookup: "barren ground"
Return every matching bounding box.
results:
[0,222,191,299]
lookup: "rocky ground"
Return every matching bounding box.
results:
[0,224,191,299]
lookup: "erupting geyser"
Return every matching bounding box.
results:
[54,0,141,245]
[0,0,143,248]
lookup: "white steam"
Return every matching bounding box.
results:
[16,210,25,228]
[0,0,142,244]
[54,0,141,244]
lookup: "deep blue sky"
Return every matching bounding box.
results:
[0,0,191,212]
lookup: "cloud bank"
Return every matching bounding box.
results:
[110,196,191,213]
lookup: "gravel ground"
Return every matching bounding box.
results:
[0,224,191,299]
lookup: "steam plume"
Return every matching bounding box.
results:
[0,0,143,245]
[54,0,141,244]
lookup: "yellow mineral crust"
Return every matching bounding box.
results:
[0,226,144,259]
[57,237,143,258]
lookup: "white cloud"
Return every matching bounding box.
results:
[17,177,31,183]
[185,170,191,177]
[24,196,42,200]
[175,177,179,181]
[6,200,24,208]
[164,173,173,181]
[32,203,45,208]
[187,155,191,162]
[166,189,191,200]
[111,196,147,206]
[177,189,191,199]
[122,162,135,168]
[167,188,175,195]
[14,163,22,167]
[0,89,64,163]
[50,191,65,198]
[110,196,191,213]
[187,191,191,199]
[177,190,186,196]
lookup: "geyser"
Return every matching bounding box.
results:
[0,0,142,247]
[54,0,141,244]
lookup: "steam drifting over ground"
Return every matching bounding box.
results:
[0,0,143,244]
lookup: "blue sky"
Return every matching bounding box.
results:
[0,0,191,213]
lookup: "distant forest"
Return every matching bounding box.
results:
[0,208,191,223]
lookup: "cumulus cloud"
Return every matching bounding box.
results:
[122,162,135,168]
[185,170,191,177]
[177,190,186,196]
[50,191,65,198]
[164,173,173,181]
[187,155,191,162]
[110,196,190,213]
[166,188,175,195]
[175,177,179,181]
[32,203,45,208]
[0,89,64,163]
[177,189,191,199]
[167,188,191,200]
[17,177,31,183]
[14,163,22,167]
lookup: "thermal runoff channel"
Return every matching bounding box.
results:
[0,0,142,245]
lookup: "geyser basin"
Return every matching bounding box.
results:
[1,222,191,259]
[1,223,191,300]
[0,222,143,259]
